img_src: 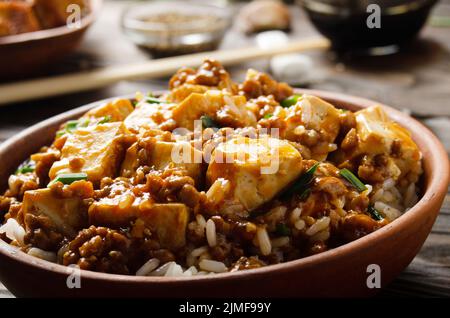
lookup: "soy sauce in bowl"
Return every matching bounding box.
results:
[299,0,438,55]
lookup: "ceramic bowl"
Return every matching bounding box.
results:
[0,89,448,297]
[0,0,102,81]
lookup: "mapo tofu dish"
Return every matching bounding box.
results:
[0,60,423,276]
[0,0,89,37]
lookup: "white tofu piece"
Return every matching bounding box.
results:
[89,195,189,250]
[354,105,422,181]
[172,91,256,130]
[49,122,130,183]
[83,98,134,122]
[206,136,303,212]
[23,187,92,238]
[124,102,175,133]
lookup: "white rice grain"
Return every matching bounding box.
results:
[374,201,401,221]
[305,217,330,236]
[0,218,25,246]
[294,219,306,230]
[271,237,290,248]
[383,178,395,190]
[404,183,418,208]
[199,259,227,273]
[310,230,330,242]
[165,262,184,277]
[148,261,175,276]
[206,219,217,247]
[290,207,302,223]
[256,227,272,256]
[136,258,160,276]
[196,214,206,230]
[191,246,209,258]
[27,248,57,262]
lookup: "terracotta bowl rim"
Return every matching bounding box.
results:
[0,89,448,284]
[0,0,103,45]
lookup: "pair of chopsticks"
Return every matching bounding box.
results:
[0,38,330,106]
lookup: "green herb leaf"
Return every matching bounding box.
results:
[276,223,291,236]
[368,204,383,221]
[263,113,273,119]
[98,115,111,124]
[280,94,302,108]
[281,163,319,200]
[48,173,88,187]
[339,168,367,192]
[56,130,66,138]
[201,115,220,129]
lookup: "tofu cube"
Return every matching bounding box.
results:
[124,102,175,133]
[89,196,189,250]
[139,203,189,250]
[49,122,129,183]
[206,136,303,212]
[23,186,92,238]
[0,2,40,36]
[172,91,255,130]
[83,98,134,122]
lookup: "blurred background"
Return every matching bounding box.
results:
[0,0,449,297]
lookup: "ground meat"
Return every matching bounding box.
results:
[239,70,293,102]
[6,173,39,199]
[30,147,60,187]
[338,213,385,243]
[169,59,236,92]
[62,226,131,274]
[24,214,64,251]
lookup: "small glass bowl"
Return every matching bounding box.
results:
[121,1,232,58]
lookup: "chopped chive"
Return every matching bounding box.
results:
[201,115,220,129]
[56,130,66,138]
[368,204,383,221]
[263,113,273,119]
[281,163,319,200]
[276,223,291,236]
[298,188,312,201]
[98,115,111,124]
[146,96,167,104]
[339,168,367,192]
[65,120,79,131]
[48,172,88,187]
[280,94,302,108]
[16,160,35,174]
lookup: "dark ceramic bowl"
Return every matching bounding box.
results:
[0,0,102,81]
[0,89,448,297]
[299,0,438,54]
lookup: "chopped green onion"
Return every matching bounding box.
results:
[281,163,319,200]
[56,130,66,138]
[298,188,312,201]
[368,204,383,221]
[339,168,367,192]
[16,161,35,174]
[146,96,167,104]
[48,173,88,187]
[263,113,273,119]
[98,115,111,124]
[201,115,220,129]
[280,94,302,108]
[65,120,79,130]
[276,223,291,236]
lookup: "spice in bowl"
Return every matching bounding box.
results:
[122,1,232,57]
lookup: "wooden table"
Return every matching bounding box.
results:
[1,0,449,297]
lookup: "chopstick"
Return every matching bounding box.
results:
[0,38,330,105]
